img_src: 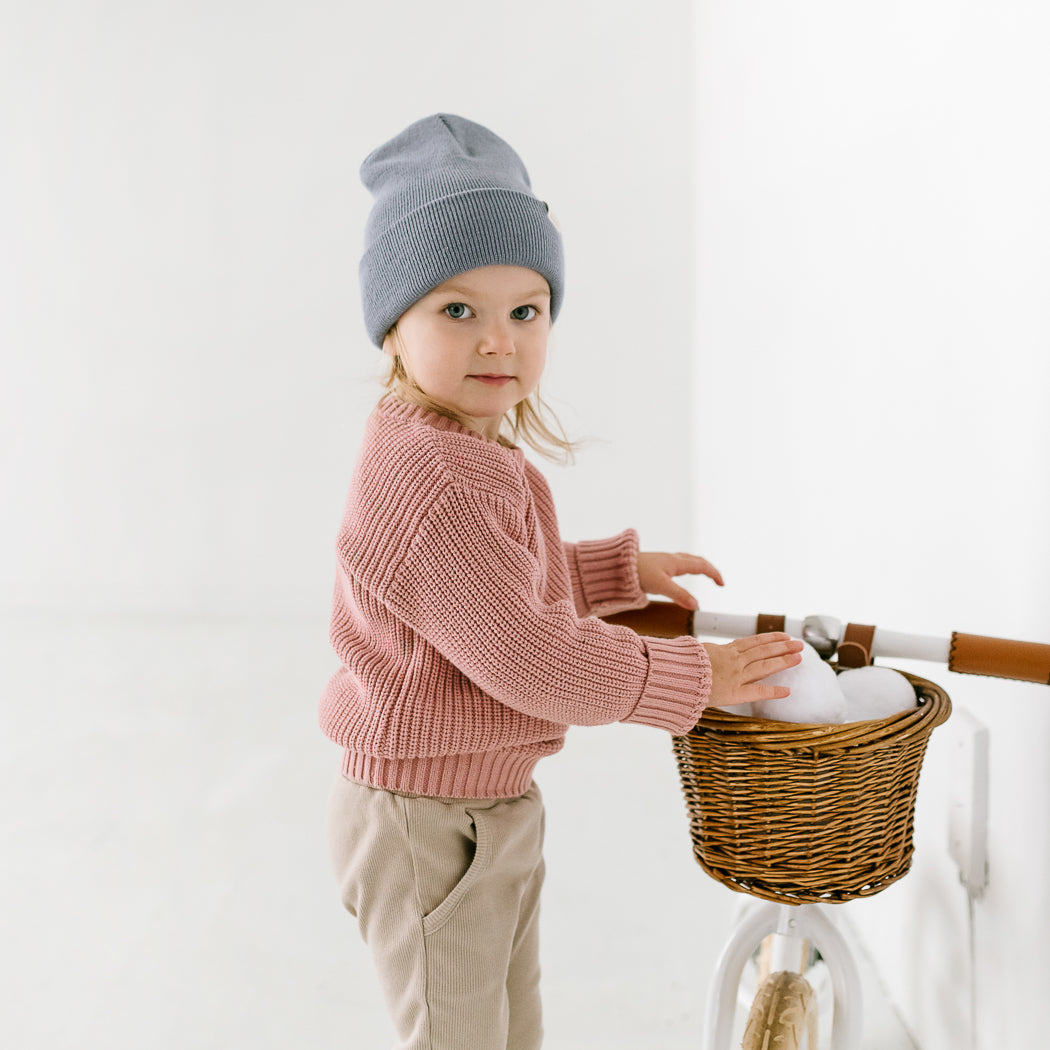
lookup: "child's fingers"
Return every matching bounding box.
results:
[736,634,803,683]
[661,578,700,610]
[751,654,803,683]
[740,683,792,704]
[637,552,724,602]
[733,631,795,647]
[675,554,724,587]
[732,632,800,656]
[703,635,803,707]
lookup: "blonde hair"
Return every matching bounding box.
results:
[381,326,578,464]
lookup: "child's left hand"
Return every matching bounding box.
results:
[637,551,724,610]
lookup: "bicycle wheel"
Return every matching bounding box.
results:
[741,970,818,1050]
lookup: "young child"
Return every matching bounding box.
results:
[321,113,801,1050]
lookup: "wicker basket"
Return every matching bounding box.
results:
[672,669,951,904]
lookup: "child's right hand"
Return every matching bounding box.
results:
[703,633,804,708]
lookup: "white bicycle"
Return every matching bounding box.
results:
[607,601,1050,1050]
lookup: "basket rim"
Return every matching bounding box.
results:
[687,667,951,753]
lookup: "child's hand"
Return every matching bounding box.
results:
[636,551,724,610]
[704,634,804,708]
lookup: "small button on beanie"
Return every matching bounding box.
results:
[359,113,565,348]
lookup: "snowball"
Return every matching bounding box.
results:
[751,641,847,724]
[712,701,753,716]
[838,666,917,721]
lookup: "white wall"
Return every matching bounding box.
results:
[2,4,718,1049]
[1,0,698,621]
[691,2,1050,1046]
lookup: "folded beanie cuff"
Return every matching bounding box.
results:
[360,188,563,347]
[358,113,565,348]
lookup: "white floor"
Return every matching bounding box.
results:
[1,612,915,1049]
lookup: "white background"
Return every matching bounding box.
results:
[689,4,1049,1048]
[2,2,1048,1048]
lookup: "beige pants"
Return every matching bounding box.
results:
[327,776,546,1050]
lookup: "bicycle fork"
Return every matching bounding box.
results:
[702,902,863,1050]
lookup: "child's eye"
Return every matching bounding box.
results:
[511,305,538,321]
[444,303,474,320]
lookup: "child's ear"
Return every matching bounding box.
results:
[381,329,397,357]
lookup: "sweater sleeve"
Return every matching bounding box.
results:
[562,529,648,618]
[372,484,710,733]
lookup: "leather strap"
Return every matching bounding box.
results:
[837,623,876,667]
[756,613,787,634]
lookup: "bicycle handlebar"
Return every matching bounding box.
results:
[948,632,1050,684]
[602,602,1050,685]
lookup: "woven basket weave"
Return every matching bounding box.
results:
[672,669,951,904]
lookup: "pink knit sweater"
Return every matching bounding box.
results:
[319,398,712,798]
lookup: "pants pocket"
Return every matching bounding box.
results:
[405,803,492,937]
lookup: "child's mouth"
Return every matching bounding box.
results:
[470,374,514,386]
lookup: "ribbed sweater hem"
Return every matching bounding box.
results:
[340,745,558,800]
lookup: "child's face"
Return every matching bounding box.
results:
[387,265,552,440]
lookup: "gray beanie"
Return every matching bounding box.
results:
[359,113,565,348]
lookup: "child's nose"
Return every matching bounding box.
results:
[478,321,515,356]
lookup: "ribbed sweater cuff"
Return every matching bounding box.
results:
[574,528,646,616]
[623,635,711,734]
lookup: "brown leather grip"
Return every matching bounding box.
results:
[601,600,695,639]
[837,623,876,668]
[949,632,1050,684]
[756,613,786,634]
